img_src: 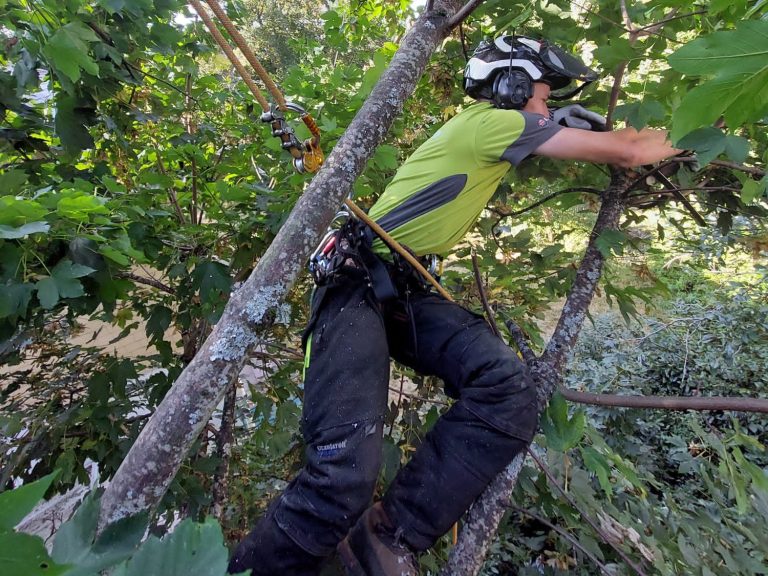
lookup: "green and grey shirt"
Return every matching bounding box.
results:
[368,102,562,256]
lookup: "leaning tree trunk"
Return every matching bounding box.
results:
[98,0,472,530]
[444,169,630,575]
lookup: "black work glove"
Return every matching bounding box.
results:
[550,104,607,131]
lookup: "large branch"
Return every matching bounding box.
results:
[445,170,629,575]
[537,172,629,385]
[560,387,768,413]
[97,0,471,530]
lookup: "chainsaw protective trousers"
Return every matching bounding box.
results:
[228,274,536,574]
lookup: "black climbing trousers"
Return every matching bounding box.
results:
[228,272,537,575]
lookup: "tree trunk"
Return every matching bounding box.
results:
[444,170,630,575]
[98,0,472,530]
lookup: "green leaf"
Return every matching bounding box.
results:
[669,21,768,77]
[669,21,768,138]
[593,37,637,70]
[724,135,750,163]
[0,197,47,227]
[191,261,231,306]
[42,22,100,83]
[35,259,94,309]
[146,305,172,341]
[52,493,148,576]
[97,0,126,14]
[120,518,228,576]
[740,179,765,204]
[49,493,99,566]
[581,446,612,497]
[56,195,107,222]
[0,170,28,195]
[0,472,58,530]
[0,282,34,320]
[594,229,627,257]
[55,96,95,153]
[677,127,727,165]
[0,221,50,239]
[373,144,399,171]
[0,532,68,576]
[614,100,665,130]
[52,260,96,280]
[36,277,59,309]
[541,393,586,451]
[99,247,130,266]
[358,51,388,98]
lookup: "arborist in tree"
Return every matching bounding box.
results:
[228,35,681,576]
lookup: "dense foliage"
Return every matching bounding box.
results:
[1,0,767,574]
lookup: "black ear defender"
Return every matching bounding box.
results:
[491,32,533,109]
[492,69,533,109]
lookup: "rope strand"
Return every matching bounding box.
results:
[203,0,288,110]
[188,0,270,111]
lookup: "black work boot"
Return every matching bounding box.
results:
[337,503,418,576]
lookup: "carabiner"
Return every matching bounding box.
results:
[260,102,324,174]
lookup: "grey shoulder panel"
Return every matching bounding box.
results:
[501,111,563,166]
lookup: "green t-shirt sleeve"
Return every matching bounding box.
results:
[476,109,563,167]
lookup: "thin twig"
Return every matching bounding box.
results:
[211,379,237,520]
[509,505,612,575]
[446,0,485,29]
[387,386,450,407]
[390,374,407,436]
[505,320,537,365]
[710,159,765,178]
[570,0,681,44]
[185,74,200,225]
[116,272,176,295]
[154,150,187,225]
[125,62,198,102]
[620,0,633,32]
[606,62,627,127]
[681,329,690,387]
[491,187,602,219]
[527,449,649,576]
[634,8,679,38]
[653,171,707,226]
[635,9,707,32]
[628,186,742,199]
[471,249,502,339]
[627,158,682,190]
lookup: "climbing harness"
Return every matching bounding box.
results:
[189,0,323,173]
[342,199,453,302]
